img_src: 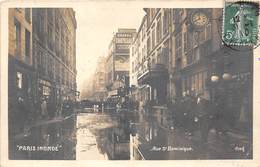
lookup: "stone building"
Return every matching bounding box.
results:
[8,8,33,96]
[32,8,77,110]
[105,28,136,100]
[132,9,171,105]
[130,15,147,103]
[92,56,107,101]
[8,8,33,121]
[129,8,253,160]
[171,8,252,128]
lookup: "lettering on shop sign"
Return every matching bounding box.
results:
[115,38,133,44]
[116,33,132,38]
[150,146,193,152]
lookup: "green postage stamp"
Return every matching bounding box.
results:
[222,0,259,46]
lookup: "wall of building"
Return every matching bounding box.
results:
[105,28,136,97]
[9,8,32,65]
[8,8,33,106]
[32,8,77,103]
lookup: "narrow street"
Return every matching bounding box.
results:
[132,122,252,160]
[8,106,252,160]
[76,112,118,160]
[76,110,131,160]
[5,7,254,162]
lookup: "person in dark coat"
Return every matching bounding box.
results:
[17,97,28,132]
[214,93,228,135]
[47,97,56,119]
[196,96,210,143]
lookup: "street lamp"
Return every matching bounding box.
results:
[222,73,232,81]
[211,75,219,82]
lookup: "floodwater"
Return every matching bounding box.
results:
[9,110,132,160]
[9,115,76,160]
[76,112,131,160]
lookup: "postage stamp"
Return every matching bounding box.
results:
[222,0,259,46]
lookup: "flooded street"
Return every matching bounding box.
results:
[9,109,133,160]
[9,115,77,160]
[76,112,131,160]
[9,108,251,160]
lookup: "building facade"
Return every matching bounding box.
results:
[130,15,147,103]
[32,8,77,113]
[129,8,253,160]
[132,9,171,106]
[8,8,33,129]
[105,28,136,101]
[92,56,107,101]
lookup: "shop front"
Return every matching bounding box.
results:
[137,64,168,105]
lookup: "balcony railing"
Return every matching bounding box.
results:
[137,63,168,85]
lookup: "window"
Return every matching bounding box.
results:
[142,26,146,41]
[173,9,181,24]
[38,13,44,41]
[16,8,22,12]
[14,19,21,55]
[186,51,192,65]
[198,72,203,91]
[193,32,199,47]
[175,33,182,58]
[187,76,191,91]
[152,54,156,65]
[152,29,155,48]
[47,9,54,25]
[187,31,192,51]
[206,23,212,41]
[48,25,53,51]
[147,37,151,54]
[61,33,65,60]
[195,74,199,93]
[163,10,169,34]
[199,28,206,42]
[17,72,23,89]
[191,75,195,91]
[25,8,31,23]
[183,31,187,52]
[25,29,30,57]
[55,12,60,32]
[202,71,208,90]
[55,33,60,56]
[194,47,200,62]
[156,18,162,43]
[182,77,186,94]
[157,48,161,64]
[201,41,212,57]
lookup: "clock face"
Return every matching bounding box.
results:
[192,12,208,27]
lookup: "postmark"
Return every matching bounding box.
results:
[222,0,259,46]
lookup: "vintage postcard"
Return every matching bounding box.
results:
[1,0,260,167]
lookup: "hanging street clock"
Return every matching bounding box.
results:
[190,10,209,29]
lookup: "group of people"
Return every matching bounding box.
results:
[10,95,75,134]
[141,92,233,143]
[168,93,232,142]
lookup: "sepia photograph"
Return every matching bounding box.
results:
[1,0,260,165]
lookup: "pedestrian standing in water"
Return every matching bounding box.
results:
[214,93,228,135]
[47,97,56,119]
[196,96,210,143]
[41,98,47,119]
[17,97,28,132]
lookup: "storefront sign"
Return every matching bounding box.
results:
[108,90,118,97]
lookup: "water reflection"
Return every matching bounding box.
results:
[76,113,131,160]
[9,116,76,160]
